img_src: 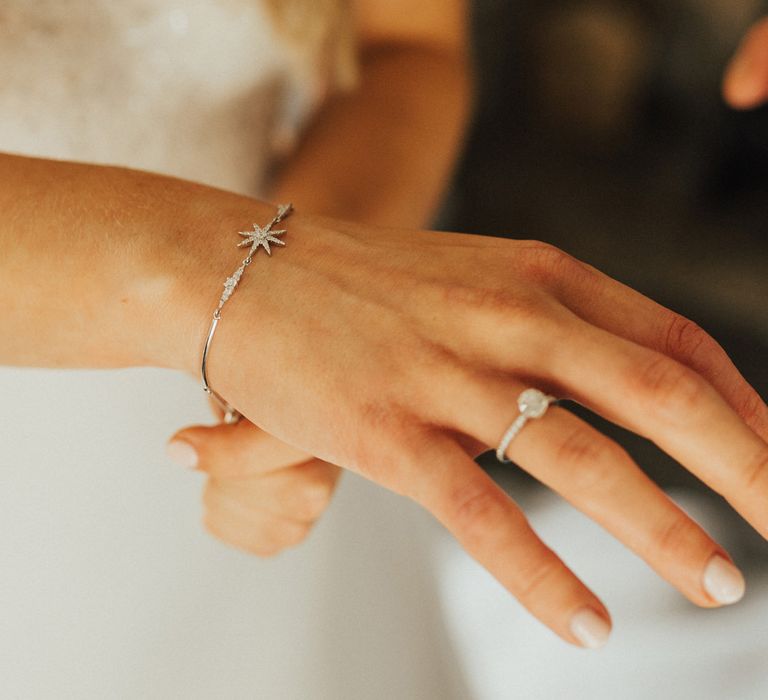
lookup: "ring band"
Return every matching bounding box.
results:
[496,388,557,463]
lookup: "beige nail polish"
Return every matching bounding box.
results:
[703,554,745,605]
[166,439,198,469]
[570,608,610,649]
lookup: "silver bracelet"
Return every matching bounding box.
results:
[201,203,294,424]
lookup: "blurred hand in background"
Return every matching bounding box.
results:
[724,17,768,109]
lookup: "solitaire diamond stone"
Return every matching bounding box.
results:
[517,389,552,418]
[496,388,558,463]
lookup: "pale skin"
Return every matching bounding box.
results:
[2,7,768,650]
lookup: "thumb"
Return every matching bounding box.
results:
[723,18,768,110]
[166,421,311,477]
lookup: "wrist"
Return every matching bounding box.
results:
[148,185,282,378]
[159,199,345,426]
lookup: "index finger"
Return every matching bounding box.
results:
[556,324,768,539]
[553,260,768,441]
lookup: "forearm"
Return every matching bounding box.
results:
[0,153,274,372]
[0,42,471,372]
[270,43,472,228]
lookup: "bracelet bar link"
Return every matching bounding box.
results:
[200,203,294,424]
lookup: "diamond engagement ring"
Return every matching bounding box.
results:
[496,389,558,463]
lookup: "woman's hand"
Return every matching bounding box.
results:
[723,17,768,109]
[167,205,768,650]
[166,418,341,557]
[3,152,765,649]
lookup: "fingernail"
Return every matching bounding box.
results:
[703,554,745,605]
[166,439,198,469]
[570,608,610,649]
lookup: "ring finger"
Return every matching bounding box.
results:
[436,372,746,607]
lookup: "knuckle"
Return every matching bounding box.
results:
[652,515,703,560]
[740,448,768,493]
[304,479,336,517]
[291,485,332,521]
[515,556,561,603]
[351,414,420,482]
[633,355,707,418]
[664,314,713,362]
[556,427,623,495]
[522,242,579,285]
[202,504,289,558]
[556,425,612,467]
[357,400,402,435]
[276,520,312,549]
[736,391,768,430]
[448,479,508,545]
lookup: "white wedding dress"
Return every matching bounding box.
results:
[0,3,465,698]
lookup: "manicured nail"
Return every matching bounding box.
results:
[703,554,745,605]
[166,439,198,469]
[570,608,610,649]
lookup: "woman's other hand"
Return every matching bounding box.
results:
[723,17,768,109]
[165,420,341,557]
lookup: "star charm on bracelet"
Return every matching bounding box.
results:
[202,203,294,424]
[238,222,286,256]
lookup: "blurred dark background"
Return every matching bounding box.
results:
[442,0,768,570]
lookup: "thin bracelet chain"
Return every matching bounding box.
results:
[201,203,294,423]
